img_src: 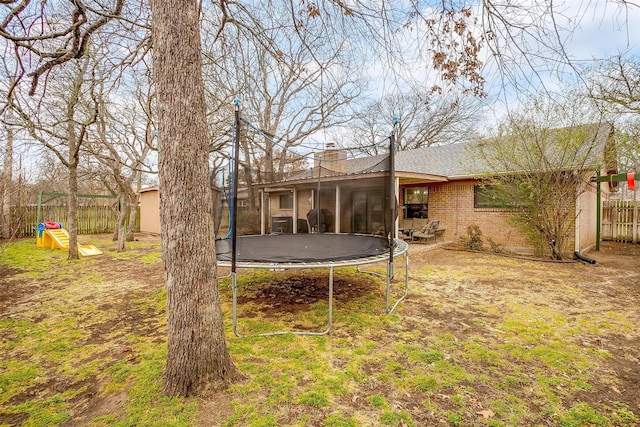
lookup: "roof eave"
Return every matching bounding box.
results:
[396,171,448,183]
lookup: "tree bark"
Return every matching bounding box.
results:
[67,133,80,260]
[116,201,127,251]
[150,0,241,396]
[126,193,138,242]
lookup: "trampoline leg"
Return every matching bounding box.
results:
[385,262,392,313]
[386,250,409,314]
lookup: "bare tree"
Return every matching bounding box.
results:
[475,94,609,259]
[11,59,99,259]
[480,1,639,100]
[1,105,14,239]
[588,55,640,117]
[585,55,640,198]
[201,6,366,213]
[342,90,482,154]
[83,70,156,250]
[0,0,125,98]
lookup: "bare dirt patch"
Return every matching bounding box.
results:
[236,275,376,315]
[0,265,31,313]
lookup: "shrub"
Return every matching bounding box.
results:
[460,224,483,251]
[486,237,504,253]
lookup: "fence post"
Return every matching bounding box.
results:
[634,203,638,244]
[612,201,616,241]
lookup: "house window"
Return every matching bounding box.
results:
[474,184,512,208]
[403,187,428,218]
[279,194,293,209]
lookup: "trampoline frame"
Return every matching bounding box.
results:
[218,238,409,337]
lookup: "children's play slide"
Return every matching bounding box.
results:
[36,222,103,257]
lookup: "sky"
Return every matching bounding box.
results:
[366,0,640,126]
[3,0,640,184]
[480,0,640,116]
[562,0,640,59]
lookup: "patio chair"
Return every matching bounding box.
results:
[307,209,332,233]
[399,218,414,240]
[412,220,440,243]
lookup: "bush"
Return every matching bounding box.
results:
[460,224,483,250]
[486,237,504,253]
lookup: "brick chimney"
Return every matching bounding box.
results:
[313,143,347,177]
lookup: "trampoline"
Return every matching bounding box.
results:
[216,233,409,336]
[217,100,408,337]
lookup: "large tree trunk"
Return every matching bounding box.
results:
[126,194,137,242]
[115,203,127,252]
[67,162,79,260]
[150,0,241,396]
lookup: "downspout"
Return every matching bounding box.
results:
[575,251,596,264]
[596,171,601,251]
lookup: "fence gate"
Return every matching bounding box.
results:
[602,201,640,243]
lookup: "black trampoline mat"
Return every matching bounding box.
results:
[216,233,391,264]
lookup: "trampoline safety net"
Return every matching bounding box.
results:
[210,102,406,336]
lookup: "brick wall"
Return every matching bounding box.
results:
[419,180,587,255]
[426,180,531,252]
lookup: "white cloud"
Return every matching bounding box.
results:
[556,0,640,60]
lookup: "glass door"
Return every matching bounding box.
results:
[352,191,383,234]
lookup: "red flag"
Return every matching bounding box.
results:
[628,173,635,191]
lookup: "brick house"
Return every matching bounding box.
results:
[258,125,615,255]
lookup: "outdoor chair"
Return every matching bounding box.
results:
[307,209,332,233]
[399,218,414,240]
[412,220,441,243]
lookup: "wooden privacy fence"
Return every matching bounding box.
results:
[601,201,640,243]
[6,205,140,238]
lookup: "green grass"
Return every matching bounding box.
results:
[1,238,68,273]
[1,237,639,426]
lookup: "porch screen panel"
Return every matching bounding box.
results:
[223,110,395,240]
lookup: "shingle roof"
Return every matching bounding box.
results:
[284,143,481,182]
[391,123,611,178]
[394,143,486,177]
[279,123,612,183]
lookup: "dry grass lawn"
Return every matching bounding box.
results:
[0,235,638,426]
